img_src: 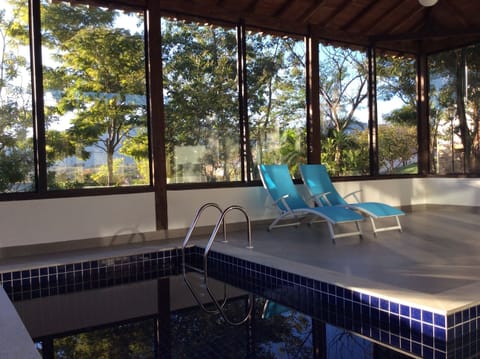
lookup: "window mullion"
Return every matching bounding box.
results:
[30,0,48,192]
[368,45,379,176]
[237,22,250,182]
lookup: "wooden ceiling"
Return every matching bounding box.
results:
[153,0,480,55]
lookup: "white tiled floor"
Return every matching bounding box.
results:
[1,206,479,314]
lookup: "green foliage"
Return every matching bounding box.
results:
[162,20,240,182]
[91,158,132,186]
[53,320,154,358]
[0,1,34,192]
[278,128,306,177]
[378,124,417,174]
[382,105,417,126]
[376,55,416,107]
[45,130,78,163]
[247,33,306,176]
[40,1,115,47]
[429,44,480,173]
[319,45,369,175]
[320,129,369,176]
[41,3,148,187]
[121,127,150,183]
[0,147,33,192]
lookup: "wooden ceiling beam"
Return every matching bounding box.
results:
[296,0,326,24]
[274,0,296,17]
[244,0,260,14]
[357,2,404,34]
[383,6,424,35]
[155,0,480,55]
[316,0,351,28]
[340,0,378,32]
[158,0,309,35]
[371,27,480,42]
[442,0,470,28]
[309,26,368,48]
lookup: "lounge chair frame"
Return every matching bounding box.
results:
[258,164,364,242]
[300,164,405,235]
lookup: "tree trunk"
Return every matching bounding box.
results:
[107,150,114,186]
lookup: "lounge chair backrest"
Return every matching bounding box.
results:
[258,164,307,211]
[300,164,348,206]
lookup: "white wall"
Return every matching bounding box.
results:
[1,177,480,250]
[0,193,156,249]
[167,186,278,230]
[419,177,480,206]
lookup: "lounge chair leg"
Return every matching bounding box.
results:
[370,216,404,235]
[370,217,378,236]
[396,216,403,232]
[327,223,336,244]
[356,221,363,240]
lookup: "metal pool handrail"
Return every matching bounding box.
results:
[181,203,254,326]
[203,204,253,274]
[182,202,226,251]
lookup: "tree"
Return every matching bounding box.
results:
[162,20,240,183]
[319,45,368,175]
[280,128,307,175]
[378,124,417,173]
[376,54,417,130]
[42,3,147,187]
[53,319,156,358]
[376,55,417,115]
[375,54,418,173]
[246,34,306,179]
[0,3,34,192]
[430,44,480,174]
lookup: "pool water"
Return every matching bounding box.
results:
[11,272,412,358]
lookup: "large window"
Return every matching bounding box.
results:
[5,0,471,199]
[429,44,480,175]
[162,21,307,184]
[42,1,149,189]
[246,31,306,180]
[162,19,240,184]
[376,54,418,175]
[319,45,369,176]
[0,0,35,193]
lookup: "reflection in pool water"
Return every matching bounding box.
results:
[12,272,412,358]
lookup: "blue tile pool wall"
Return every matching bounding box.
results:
[1,244,479,358]
[446,306,480,358]
[186,248,458,359]
[0,248,184,301]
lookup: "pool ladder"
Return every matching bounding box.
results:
[181,203,254,326]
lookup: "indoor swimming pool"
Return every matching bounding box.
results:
[0,245,478,358]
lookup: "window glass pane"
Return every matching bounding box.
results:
[162,19,240,184]
[319,45,369,176]
[429,45,480,175]
[42,1,149,189]
[376,54,418,175]
[0,0,35,192]
[246,31,306,180]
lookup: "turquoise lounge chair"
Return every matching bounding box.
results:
[258,164,364,242]
[300,164,405,235]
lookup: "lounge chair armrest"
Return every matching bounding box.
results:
[272,194,293,212]
[311,192,332,207]
[343,190,362,203]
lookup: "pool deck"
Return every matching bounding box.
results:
[1,205,479,315]
[208,205,480,315]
